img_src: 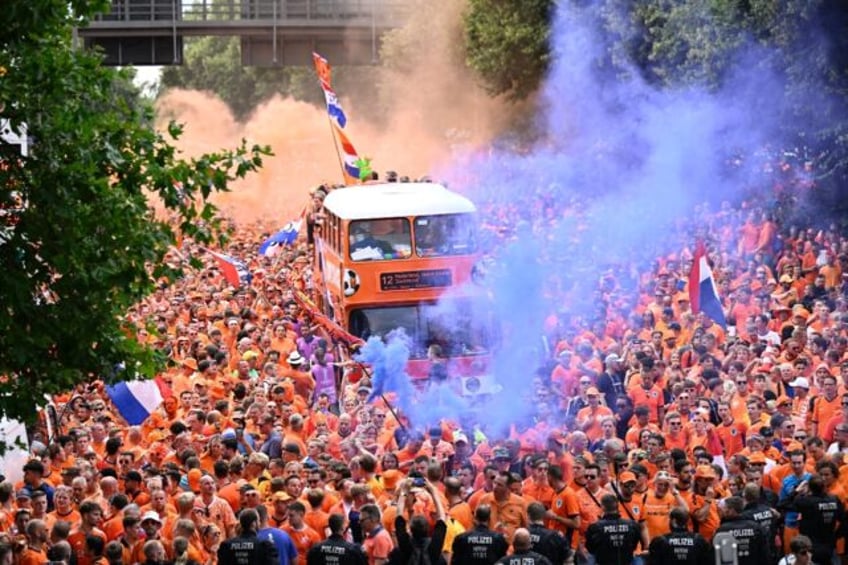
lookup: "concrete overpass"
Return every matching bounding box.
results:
[76,0,408,66]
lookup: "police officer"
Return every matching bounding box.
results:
[495,529,552,565]
[585,494,644,565]
[307,513,368,565]
[739,483,780,563]
[647,507,713,565]
[451,505,509,564]
[217,509,279,565]
[779,475,845,565]
[713,496,769,565]
[527,502,570,565]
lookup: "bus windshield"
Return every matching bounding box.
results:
[348,298,493,359]
[414,213,476,257]
[349,218,412,261]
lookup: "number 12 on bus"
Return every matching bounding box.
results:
[314,182,498,394]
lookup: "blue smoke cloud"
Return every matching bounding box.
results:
[359,2,827,437]
[356,330,415,414]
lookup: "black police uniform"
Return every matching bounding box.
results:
[647,526,713,565]
[713,516,768,565]
[789,493,845,565]
[585,512,641,565]
[740,501,780,562]
[306,534,369,565]
[217,532,279,565]
[495,549,553,565]
[528,523,570,565]
[451,524,509,564]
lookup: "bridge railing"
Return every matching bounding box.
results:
[93,0,409,23]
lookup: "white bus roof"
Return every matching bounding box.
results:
[321,182,476,220]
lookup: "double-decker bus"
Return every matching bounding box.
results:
[311,182,498,395]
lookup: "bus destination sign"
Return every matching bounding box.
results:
[380,269,452,291]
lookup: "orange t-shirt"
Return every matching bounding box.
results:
[68,528,107,565]
[715,421,747,457]
[283,524,322,565]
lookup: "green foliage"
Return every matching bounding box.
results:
[160,36,322,121]
[464,0,554,100]
[0,0,270,424]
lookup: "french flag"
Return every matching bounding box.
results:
[689,242,727,328]
[209,250,252,287]
[106,377,170,425]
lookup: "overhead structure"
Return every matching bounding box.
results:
[76,0,408,66]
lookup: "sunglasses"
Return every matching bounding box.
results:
[585,474,598,480]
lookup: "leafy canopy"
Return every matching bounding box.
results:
[0,0,270,424]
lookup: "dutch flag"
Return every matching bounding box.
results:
[689,242,727,328]
[209,250,252,288]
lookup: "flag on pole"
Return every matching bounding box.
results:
[259,214,305,257]
[106,377,170,425]
[321,88,348,129]
[312,51,347,128]
[209,251,252,287]
[689,242,727,328]
[313,51,364,185]
[334,125,361,185]
[312,52,332,89]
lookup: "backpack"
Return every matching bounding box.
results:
[407,541,433,565]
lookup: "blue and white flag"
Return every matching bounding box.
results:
[259,217,303,257]
[322,88,347,129]
[106,378,168,425]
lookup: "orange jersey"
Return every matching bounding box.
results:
[715,421,747,457]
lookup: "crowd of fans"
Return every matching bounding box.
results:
[1,159,847,565]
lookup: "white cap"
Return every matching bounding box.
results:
[789,377,810,389]
[141,511,162,524]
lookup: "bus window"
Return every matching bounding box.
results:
[349,298,492,359]
[349,305,418,346]
[421,298,490,357]
[414,214,477,257]
[349,219,411,261]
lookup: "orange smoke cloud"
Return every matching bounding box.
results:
[154,0,511,223]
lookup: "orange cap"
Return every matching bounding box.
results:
[694,465,717,480]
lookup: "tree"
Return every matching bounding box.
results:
[464,0,555,100]
[160,36,322,121]
[0,0,270,426]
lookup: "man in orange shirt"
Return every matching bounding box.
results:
[628,368,665,424]
[282,501,321,565]
[715,402,747,457]
[68,501,107,565]
[810,374,841,438]
[521,456,555,508]
[574,463,610,548]
[19,519,49,565]
[477,471,529,542]
[576,388,613,442]
[643,471,688,542]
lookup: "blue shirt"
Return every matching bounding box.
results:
[258,527,297,565]
[779,472,812,528]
